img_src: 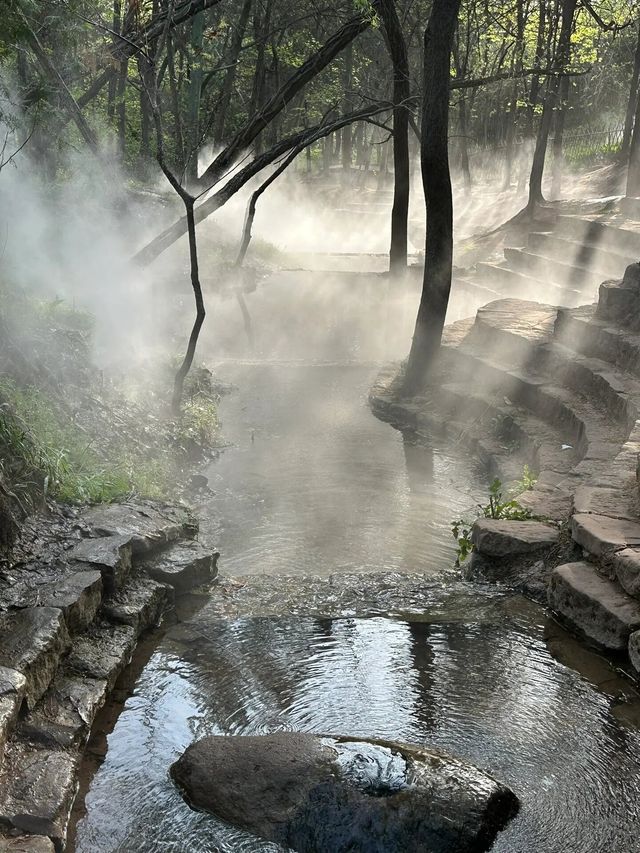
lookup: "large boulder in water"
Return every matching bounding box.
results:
[170,732,519,852]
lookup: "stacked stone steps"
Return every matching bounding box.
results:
[433,383,578,485]
[503,247,604,296]
[555,304,640,377]
[0,502,218,851]
[474,262,584,307]
[554,213,640,259]
[527,232,637,281]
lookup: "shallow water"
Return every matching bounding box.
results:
[74,358,640,853]
[75,264,640,853]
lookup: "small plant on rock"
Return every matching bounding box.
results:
[451,478,532,566]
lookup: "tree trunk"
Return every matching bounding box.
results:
[622,22,640,158]
[627,83,640,197]
[550,73,569,198]
[527,0,577,210]
[402,0,461,396]
[375,0,411,274]
[341,43,353,173]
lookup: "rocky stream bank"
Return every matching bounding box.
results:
[0,500,219,852]
[370,263,640,680]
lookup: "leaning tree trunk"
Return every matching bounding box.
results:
[374,0,411,273]
[402,0,461,396]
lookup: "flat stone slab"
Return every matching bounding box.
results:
[0,667,26,756]
[0,609,70,710]
[38,571,103,633]
[141,542,219,593]
[0,741,79,843]
[101,575,172,636]
[68,535,132,591]
[171,733,519,853]
[548,562,640,650]
[19,671,107,749]
[81,501,195,555]
[572,486,637,521]
[612,548,640,598]
[472,519,559,557]
[66,623,136,691]
[571,513,640,556]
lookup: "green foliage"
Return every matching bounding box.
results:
[515,464,537,493]
[451,475,533,566]
[0,379,169,504]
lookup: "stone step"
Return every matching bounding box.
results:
[474,263,583,307]
[571,513,640,557]
[0,740,79,845]
[435,382,578,478]
[548,561,640,651]
[596,281,640,326]
[503,247,604,296]
[527,231,636,280]
[0,609,70,710]
[65,622,137,692]
[140,542,219,594]
[450,300,635,442]
[442,341,626,466]
[101,573,173,637]
[555,214,640,258]
[555,304,640,378]
[80,500,197,557]
[68,534,133,592]
[471,519,560,557]
[535,341,640,431]
[18,669,108,750]
[37,570,103,634]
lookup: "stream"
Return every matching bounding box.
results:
[74,272,640,852]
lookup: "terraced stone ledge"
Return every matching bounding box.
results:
[0,500,218,852]
[370,271,640,678]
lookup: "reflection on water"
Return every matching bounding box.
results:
[75,608,640,853]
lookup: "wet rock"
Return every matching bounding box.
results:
[612,548,640,598]
[0,667,26,756]
[81,501,195,555]
[38,570,103,633]
[141,542,219,593]
[0,836,56,852]
[571,513,640,557]
[19,672,107,749]
[548,562,640,650]
[0,609,70,710]
[171,732,519,853]
[472,519,559,557]
[66,623,136,691]
[629,630,640,673]
[68,535,132,591]
[101,575,172,636]
[0,741,79,845]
